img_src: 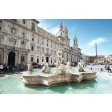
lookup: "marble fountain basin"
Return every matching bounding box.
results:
[20,68,96,86]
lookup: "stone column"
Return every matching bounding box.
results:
[18,51,21,64]
[3,50,7,64]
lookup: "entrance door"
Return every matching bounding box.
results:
[8,52,15,66]
[37,59,39,63]
[46,57,49,63]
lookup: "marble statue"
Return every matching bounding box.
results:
[77,60,85,72]
[27,64,33,71]
[54,51,71,75]
[56,51,62,67]
[66,62,71,69]
[42,62,50,73]
[65,62,71,74]
[58,64,66,75]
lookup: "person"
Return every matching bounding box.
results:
[101,68,103,71]
[106,64,112,73]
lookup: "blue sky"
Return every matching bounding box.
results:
[38,19,112,57]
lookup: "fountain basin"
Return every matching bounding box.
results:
[21,70,96,86]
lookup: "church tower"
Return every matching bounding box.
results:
[56,22,70,47]
[73,35,78,49]
[56,23,68,38]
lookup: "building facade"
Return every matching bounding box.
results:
[88,55,105,64]
[97,55,105,64]
[106,55,112,64]
[0,19,81,66]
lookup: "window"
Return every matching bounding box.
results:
[32,38,34,41]
[31,57,33,62]
[46,48,49,54]
[11,28,16,34]
[0,20,2,23]
[31,23,35,31]
[22,32,25,37]
[51,58,52,63]
[38,38,39,44]
[0,53,2,63]
[55,44,56,49]
[47,40,48,46]
[21,56,25,62]
[31,46,34,51]
[42,57,44,62]
[51,42,52,47]
[42,47,44,53]
[23,19,25,24]
[37,46,40,52]
[54,59,56,63]
[0,38,1,44]
[42,38,44,45]
[0,27,1,31]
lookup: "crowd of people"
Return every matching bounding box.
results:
[0,63,26,74]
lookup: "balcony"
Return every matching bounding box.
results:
[0,43,30,52]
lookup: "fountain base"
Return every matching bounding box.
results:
[21,71,96,86]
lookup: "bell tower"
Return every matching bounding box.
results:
[73,35,78,49]
[56,23,68,38]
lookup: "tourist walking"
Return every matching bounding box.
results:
[106,64,112,73]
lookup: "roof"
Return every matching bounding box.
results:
[32,19,40,24]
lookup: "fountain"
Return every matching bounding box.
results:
[21,51,96,86]
[41,62,50,73]
[27,64,33,71]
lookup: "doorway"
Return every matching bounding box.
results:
[37,59,39,63]
[46,57,49,63]
[8,52,15,66]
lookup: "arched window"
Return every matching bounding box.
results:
[31,23,35,31]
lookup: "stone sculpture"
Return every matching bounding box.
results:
[55,51,71,75]
[42,62,50,73]
[77,60,85,72]
[56,51,62,67]
[27,64,33,71]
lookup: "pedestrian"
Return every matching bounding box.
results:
[106,64,112,73]
[101,68,103,71]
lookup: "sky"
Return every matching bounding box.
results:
[38,19,112,57]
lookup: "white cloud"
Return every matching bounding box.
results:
[38,19,59,35]
[88,37,108,46]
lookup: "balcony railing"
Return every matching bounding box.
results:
[0,43,30,52]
